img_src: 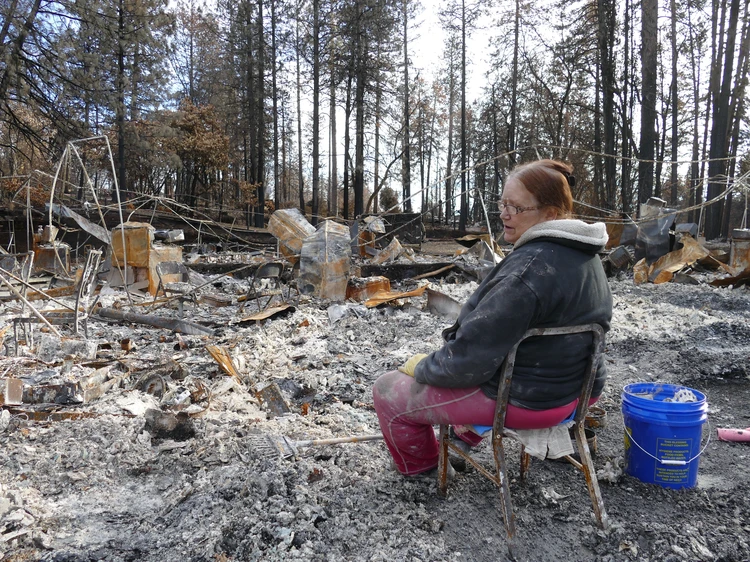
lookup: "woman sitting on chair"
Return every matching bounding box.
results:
[372,159,613,476]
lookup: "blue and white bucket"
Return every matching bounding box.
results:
[622,382,708,489]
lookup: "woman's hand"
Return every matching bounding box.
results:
[398,354,428,377]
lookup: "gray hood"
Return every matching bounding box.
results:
[513,219,609,251]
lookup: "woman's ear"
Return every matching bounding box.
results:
[543,207,559,221]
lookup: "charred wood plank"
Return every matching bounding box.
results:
[96,308,214,336]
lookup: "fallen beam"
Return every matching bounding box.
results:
[359,262,454,281]
[186,262,262,280]
[413,264,456,281]
[364,285,429,308]
[4,405,135,422]
[96,307,215,336]
[24,285,77,301]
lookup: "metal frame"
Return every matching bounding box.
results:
[239,261,286,313]
[12,249,102,353]
[154,261,195,318]
[437,324,608,553]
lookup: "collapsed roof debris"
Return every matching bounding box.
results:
[601,199,748,285]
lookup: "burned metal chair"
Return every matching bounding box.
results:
[239,261,286,312]
[154,261,196,318]
[12,249,102,353]
[1,252,34,351]
[0,251,35,289]
[437,324,608,552]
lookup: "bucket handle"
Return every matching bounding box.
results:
[624,421,712,467]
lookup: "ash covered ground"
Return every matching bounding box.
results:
[2,267,750,562]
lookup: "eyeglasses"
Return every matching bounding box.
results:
[499,202,539,215]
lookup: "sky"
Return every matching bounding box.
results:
[410,1,493,103]
[309,0,503,217]
[326,0,496,214]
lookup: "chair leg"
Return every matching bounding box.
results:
[519,446,530,481]
[239,289,256,313]
[492,433,516,543]
[572,423,609,529]
[290,282,300,306]
[260,294,274,312]
[437,424,450,496]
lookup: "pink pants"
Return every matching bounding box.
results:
[372,370,586,475]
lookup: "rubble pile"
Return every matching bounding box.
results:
[1,208,749,561]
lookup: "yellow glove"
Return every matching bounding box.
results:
[398,353,428,377]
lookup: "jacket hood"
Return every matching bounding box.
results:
[513,219,609,252]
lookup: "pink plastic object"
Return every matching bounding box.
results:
[717,427,750,442]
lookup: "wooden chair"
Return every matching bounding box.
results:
[154,261,196,318]
[437,324,608,552]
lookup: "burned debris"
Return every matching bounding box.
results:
[1,196,747,423]
[0,202,486,425]
[2,192,750,561]
[603,198,750,285]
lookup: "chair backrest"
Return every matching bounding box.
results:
[493,324,605,435]
[0,255,15,275]
[0,252,33,280]
[77,250,102,301]
[156,261,189,283]
[254,261,284,281]
[75,249,102,330]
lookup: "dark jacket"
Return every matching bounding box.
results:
[414,219,613,409]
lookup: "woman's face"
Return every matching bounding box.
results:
[500,178,558,244]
